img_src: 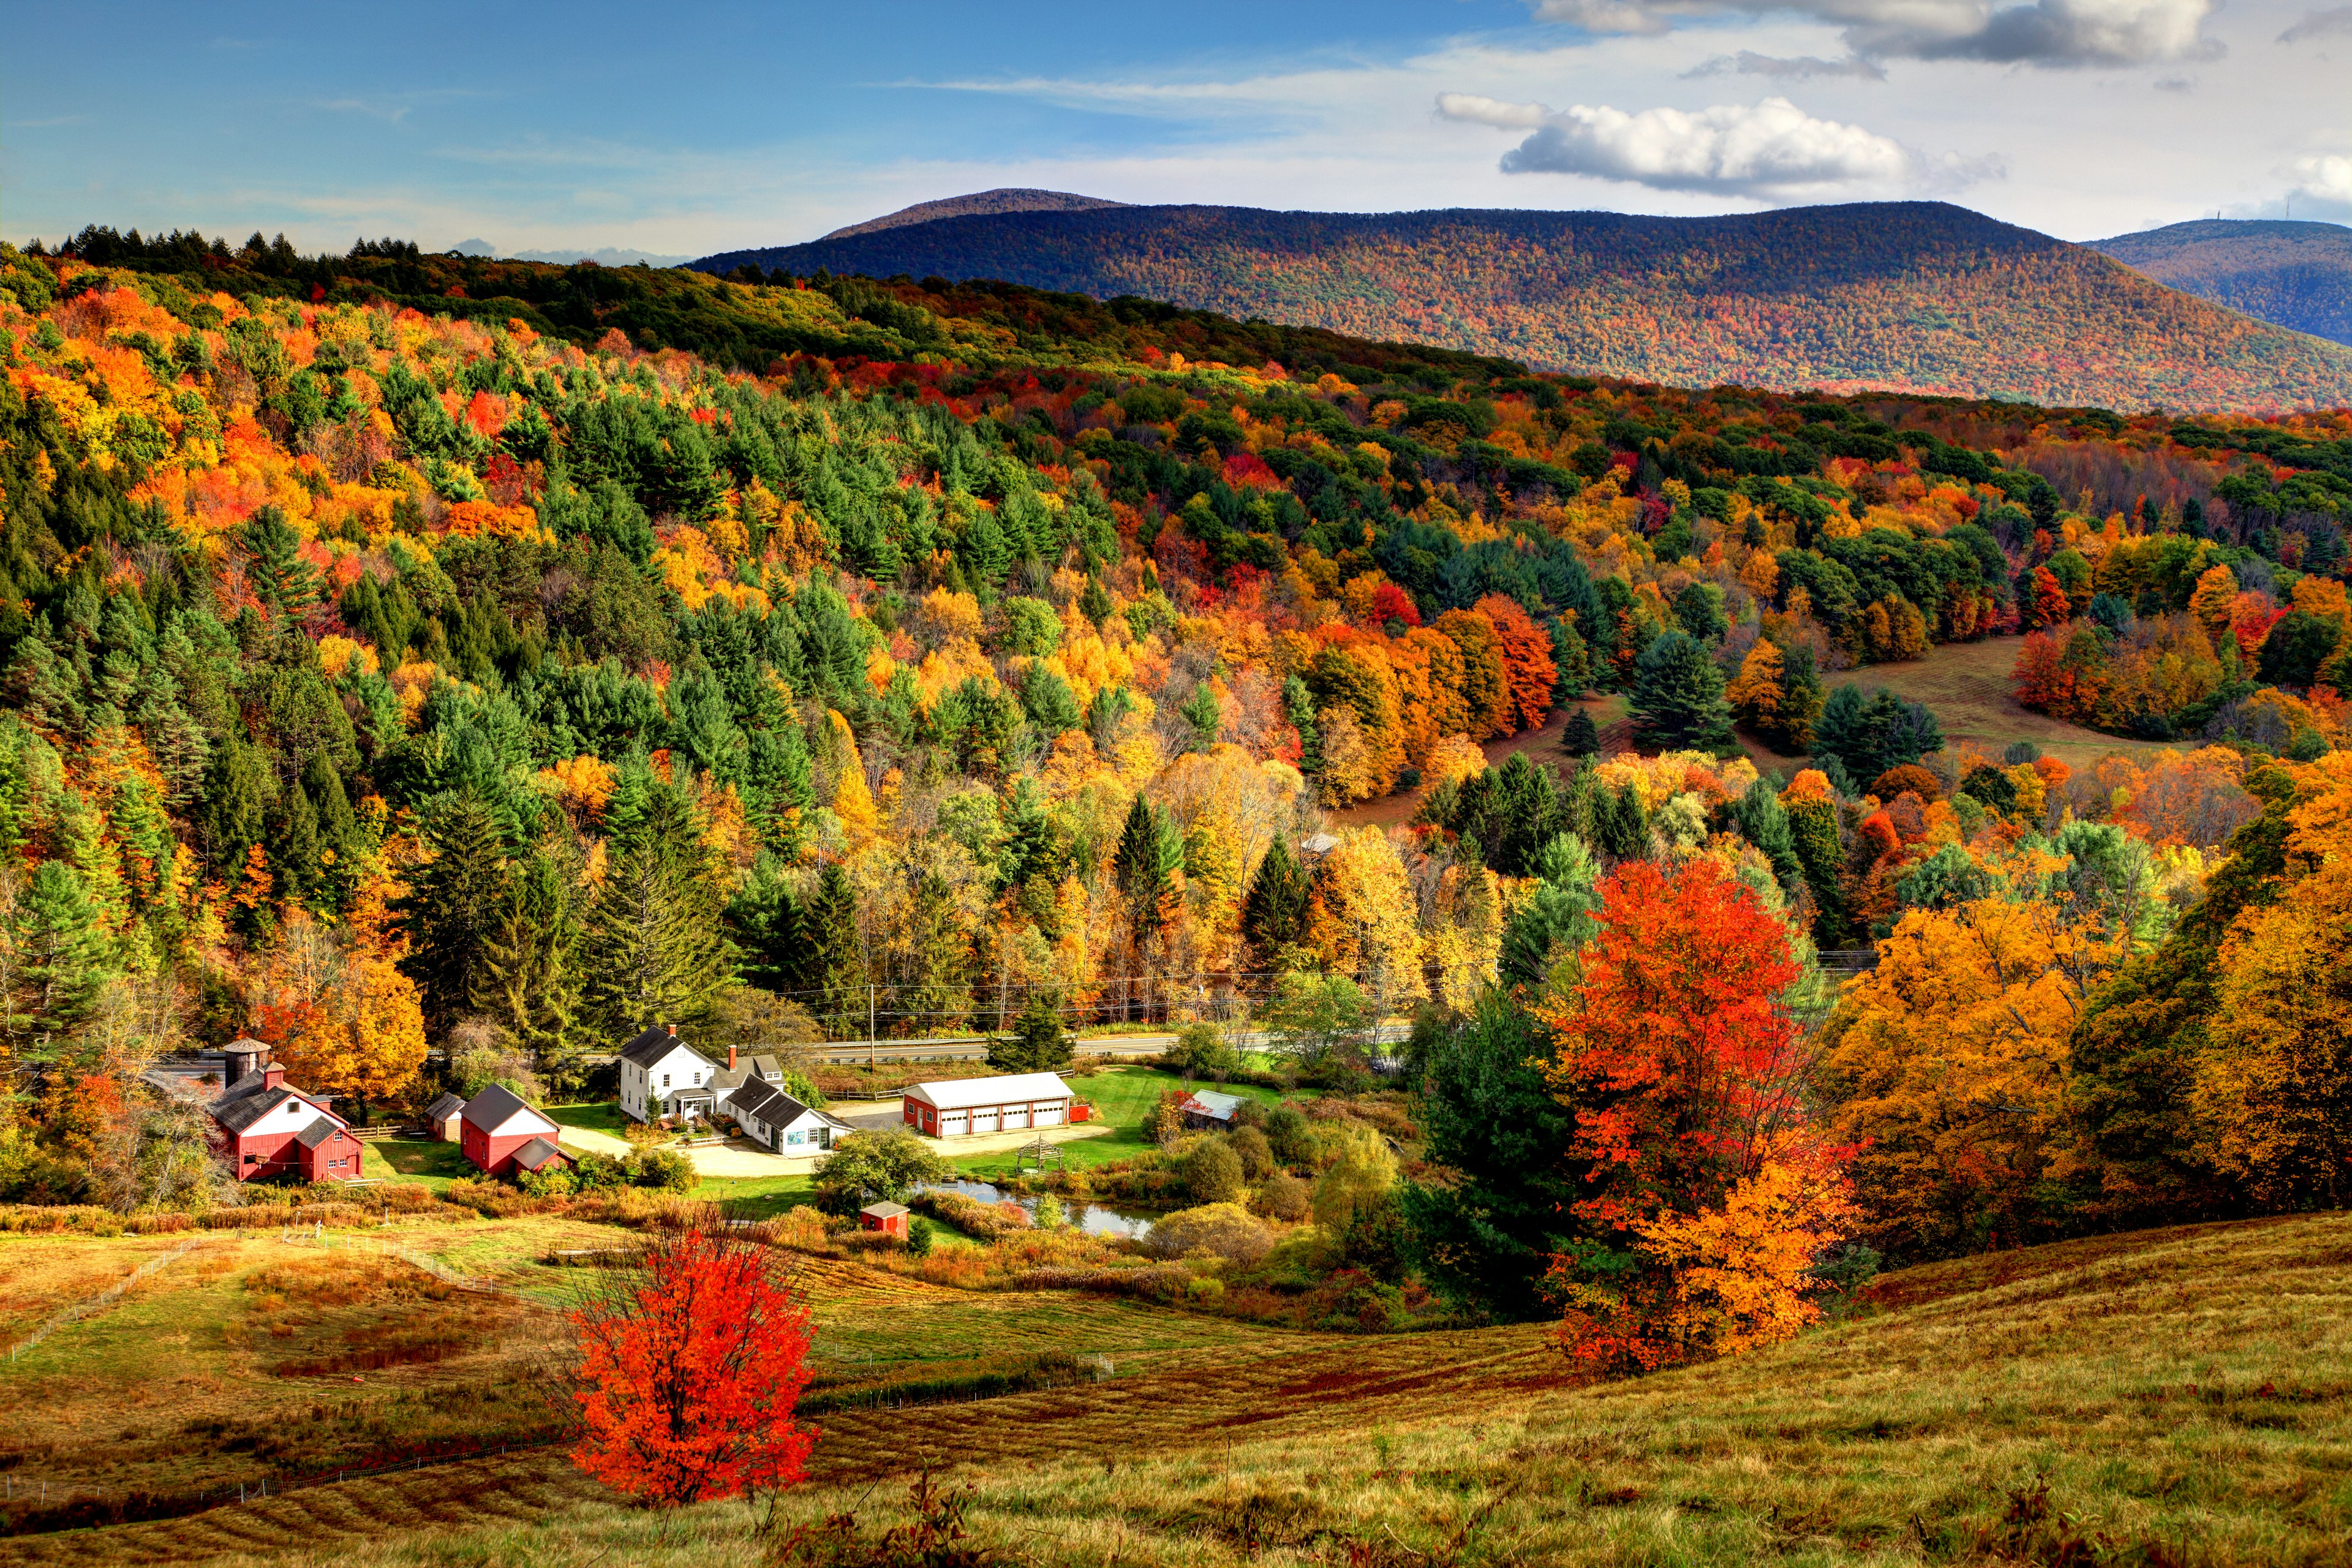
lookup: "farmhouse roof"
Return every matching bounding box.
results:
[461,1082,557,1136]
[423,1093,467,1123]
[512,1136,569,1171]
[295,1116,343,1150]
[861,1201,910,1219]
[1298,832,1340,856]
[729,1077,804,1125]
[1183,1090,1246,1122]
[620,1025,710,1070]
[211,1084,306,1135]
[903,1072,1073,1112]
[709,1054,784,1095]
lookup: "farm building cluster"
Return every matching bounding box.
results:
[616,1024,853,1151]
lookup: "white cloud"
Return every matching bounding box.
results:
[1682,51,1890,78]
[1527,0,2219,66]
[2277,6,2352,40]
[1440,92,1998,198]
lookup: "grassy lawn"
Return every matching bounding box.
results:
[364,1136,472,1193]
[1814,635,2166,774]
[544,1101,631,1138]
[696,1172,817,1219]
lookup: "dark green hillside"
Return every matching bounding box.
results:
[2093,219,2352,345]
[696,200,2352,412]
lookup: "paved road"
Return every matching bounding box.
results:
[818,1025,1406,1067]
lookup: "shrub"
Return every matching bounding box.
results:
[1147,1202,1275,1267]
[1251,1172,1313,1222]
[1230,1125,1275,1180]
[1182,1138,1245,1204]
[573,1151,631,1191]
[632,1149,699,1193]
[1262,1104,1316,1167]
[520,1166,576,1199]
[1169,1022,1242,1076]
[1145,1089,1190,1147]
[1032,1193,1066,1230]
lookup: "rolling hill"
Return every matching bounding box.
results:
[698,198,2352,412]
[820,186,1129,241]
[2093,217,2352,346]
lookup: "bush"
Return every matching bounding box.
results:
[1262,1104,1316,1167]
[1251,1172,1313,1222]
[1230,1125,1275,1181]
[632,1149,699,1193]
[520,1166,577,1199]
[906,1216,937,1257]
[1144,1089,1189,1147]
[1032,1193,1066,1230]
[1169,1023,1242,1076]
[1182,1138,1245,1204]
[1147,1202,1275,1266]
[573,1151,631,1191]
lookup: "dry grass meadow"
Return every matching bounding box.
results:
[1814,636,2167,774]
[2,1210,2347,1566]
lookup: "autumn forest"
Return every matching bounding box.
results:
[3,221,2351,1374]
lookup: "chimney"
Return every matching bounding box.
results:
[728,1045,737,1071]
[668,1022,678,1038]
[263,1061,287,1090]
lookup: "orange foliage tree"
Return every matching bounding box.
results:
[1537,859,1852,1371]
[570,1226,818,1508]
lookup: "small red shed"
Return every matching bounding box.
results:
[459,1084,565,1180]
[859,1201,910,1237]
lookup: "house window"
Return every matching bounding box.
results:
[662,1074,671,1088]
[787,1130,804,1145]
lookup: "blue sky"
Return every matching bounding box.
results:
[4,0,2343,257]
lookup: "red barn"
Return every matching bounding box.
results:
[460,1084,566,1179]
[206,1039,366,1184]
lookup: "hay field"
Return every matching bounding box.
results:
[4,1211,2348,1566]
[1814,636,2165,774]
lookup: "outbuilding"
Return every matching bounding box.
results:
[423,1093,467,1142]
[902,1072,1076,1139]
[859,1201,910,1237]
[203,1041,366,1184]
[460,1083,567,1179]
[727,1077,851,1153]
[1178,1089,1246,1131]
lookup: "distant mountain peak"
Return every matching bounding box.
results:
[821,188,1129,242]
[2091,219,2352,345]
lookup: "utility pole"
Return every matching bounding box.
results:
[867,983,877,1069]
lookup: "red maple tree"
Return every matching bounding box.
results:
[568,1226,818,1507]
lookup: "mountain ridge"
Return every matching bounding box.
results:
[2090,218,2352,345]
[696,198,2352,412]
[820,186,1129,241]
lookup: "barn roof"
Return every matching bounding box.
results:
[903,1072,1073,1111]
[512,1136,570,1170]
[211,1084,302,1135]
[1183,1090,1246,1122]
[620,1025,710,1070]
[461,1083,557,1136]
[295,1117,343,1150]
[423,1093,467,1123]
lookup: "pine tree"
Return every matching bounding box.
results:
[473,854,579,1067]
[1596,783,1651,859]
[900,872,973,1036]
[1282,674,1319,774]
[988,991,1075,1072]
[579,786,733,1039]
[1240,836,1314,972]
[1786,794,1850,944]
[1779,646,1825,752]
[1114,794,1174,940]
[238,505,320,617]
[2,861,115,1058]
[802,862,865,1039]
[1735,778,1804,891]
[1629,630,1735,752]
[394,796,510,1033]
[1561,707,1600,758]
[1497,832,1602,992]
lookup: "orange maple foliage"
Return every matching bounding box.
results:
[1537,858,1852,1371]
[570,1226,818,1507]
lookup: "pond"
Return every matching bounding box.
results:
[918,1179,1158,1242]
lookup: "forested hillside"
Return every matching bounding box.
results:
[2093,219,2352,347]
[1,227,2348,1285]
[698,200,2352,412]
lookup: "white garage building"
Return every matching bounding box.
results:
[902,1072,1079,1139]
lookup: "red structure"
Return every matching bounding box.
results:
[859,1201,910,1237]
[459,1083,567,1179]
[206,1039,365,1183]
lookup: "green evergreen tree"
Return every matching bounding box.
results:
[1629,630,1735,752]
[900,872,973,1036]
[579,786,733,1039]
[1734,778,1804,891]
[1114,793,1172,939]
[1560,707,1600,758]
[394,796,510,1033]
[473,854,579,1069]
[1777,644,1825,751]
[1240,835,1313,972]
[3,862,115,1059]
[238,505,320,616]
[803,862,867,1039]
[1496,832,1602,992]
[1596,783,1651,859]
[1281,674,1319,775]
[987,990,1076,1072]
[1786,795,1850,945]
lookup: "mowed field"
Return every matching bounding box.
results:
[1813,636,2165,775]
[3,1210,2348,1566]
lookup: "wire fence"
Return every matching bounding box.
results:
[6,1235,213,1364]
